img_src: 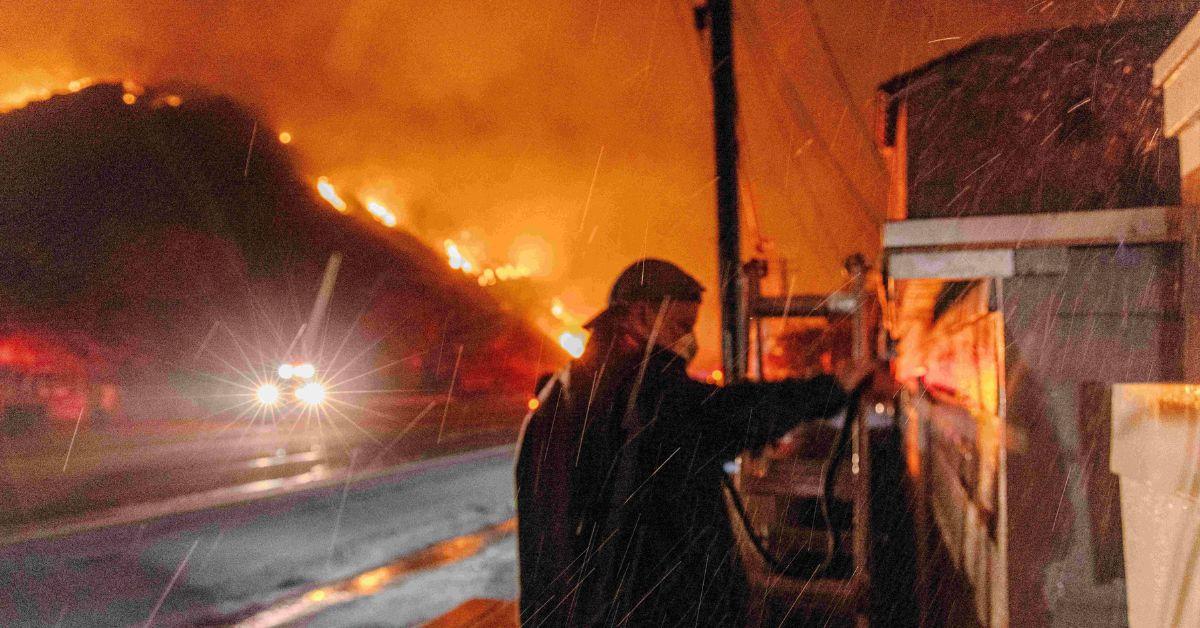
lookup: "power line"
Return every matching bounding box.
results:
[800,0,889,176]
[740,1,886,224]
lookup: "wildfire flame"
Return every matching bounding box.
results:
[365,201,398,227]
[548,297,590,358]
[316,176,348,212]
[4,76,599,363]
[558,331,586,358]
[442,238,534,286]
[2,77,144,113]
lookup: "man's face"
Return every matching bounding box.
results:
[629,299,700,351]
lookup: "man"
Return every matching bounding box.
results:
[515,259,872,626]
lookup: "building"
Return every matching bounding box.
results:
[878,15,1195,627]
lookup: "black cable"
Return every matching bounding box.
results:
[723,377,869,578]
[818,379,866,574]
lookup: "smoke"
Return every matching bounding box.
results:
[1,0,1195,368]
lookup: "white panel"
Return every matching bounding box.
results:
[890,249,1014,280]
[1111,384,1200,498]
[1162,46,1200,136]
[1181,122,1200,178]
[1155,11,1200,88]
[1112,384,1200,627]
[883,207,1192,250]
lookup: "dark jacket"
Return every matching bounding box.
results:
[515,329,848,627]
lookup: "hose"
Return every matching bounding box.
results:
[723,378,869,578]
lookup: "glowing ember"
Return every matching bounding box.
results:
[527,397,540,411]
[316,176,347,212]
[164,94,182,107]
[278,131,292,144]
[122,93,137,105]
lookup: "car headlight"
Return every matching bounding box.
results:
[256,383,282,406]
[296,381,326,406]
[294,362,316,379]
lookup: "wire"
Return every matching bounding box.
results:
[799,0,889,177]
[735,4,880,247]
[740,1,886,224]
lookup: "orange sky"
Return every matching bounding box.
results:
[1,0,1194,368]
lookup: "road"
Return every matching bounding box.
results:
[0,447,519,627]
[0,393,527,542]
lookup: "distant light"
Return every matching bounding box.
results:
[712,370,724,383]
[121,93,137,105]
[874,402,886,414]
[278,131,292,144]
[294,362,316,379]
[255,383,281,406]
[277,363,295,380]
[164,95,182,107]
[527,398,540,411]
[558,331,586,358]
[296,382,326,405]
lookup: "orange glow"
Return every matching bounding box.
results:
[163,94,182,107]
[316,176,347,212]
[67,78,93,92]
[1,85,51,111]
[352,568,388,594]
[527,397,540,411]
[278,131,292,144]
[712,369,724,384]
[121,92,136,105]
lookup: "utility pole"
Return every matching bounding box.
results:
[699,0,747,381]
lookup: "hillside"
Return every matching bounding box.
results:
[0,82,561,403]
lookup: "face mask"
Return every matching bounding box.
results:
[669,331,699,365]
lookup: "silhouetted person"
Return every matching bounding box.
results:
[515,258,871,626]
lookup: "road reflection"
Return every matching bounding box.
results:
[232,518,517,627]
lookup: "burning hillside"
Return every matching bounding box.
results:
[0,82,564,413]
